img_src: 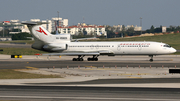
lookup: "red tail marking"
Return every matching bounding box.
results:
[36,27,48,35]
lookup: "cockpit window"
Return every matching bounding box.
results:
[163,44,171,48]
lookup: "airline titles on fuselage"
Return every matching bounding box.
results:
[56,37,67,39]
[119,43,150,46]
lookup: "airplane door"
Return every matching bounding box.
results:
[138,45,142,50]
[66,44,68,50]
[96,45,99,49]
[90,45,94,49]
[117,45,121,51]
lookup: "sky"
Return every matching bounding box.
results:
[0,0,180,30]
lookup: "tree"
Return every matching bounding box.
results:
[12,32,31,40]
[90,31,95,37]
[126,27,135,36]
[119,25,127,36]
[83,29,87,35]
[121,25,126,32]
[150,25,155,33]
[12,29,21,32]
[78,31,84,37]
[127,27,134,33]
[105,26,116,38]
[154,27,161,33]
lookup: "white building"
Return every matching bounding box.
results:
[58,23,106,36]
[63,19,68,26]
[42,17,68,33]
[162,26,166,33]
[1,17,69,36]
[30,19,40,22]
[9,18,69,33]
[42,20,53,33]
[0,37,12,41]
[134,25,142,31]
[113,25,142,31]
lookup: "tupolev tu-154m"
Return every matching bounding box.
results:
[22,22,176,62]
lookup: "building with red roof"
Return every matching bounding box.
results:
[58,23,106,36]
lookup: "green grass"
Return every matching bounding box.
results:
[0,69,61,79]
[0,47,47,55]
[0,40,34,44]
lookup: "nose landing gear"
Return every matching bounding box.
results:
[149,55,153,62]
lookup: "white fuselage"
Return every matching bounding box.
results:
[26,24,176,58]
[61,41,176,55]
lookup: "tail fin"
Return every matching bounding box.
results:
[22,22,53,43]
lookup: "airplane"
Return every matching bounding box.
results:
[22,22,176,62]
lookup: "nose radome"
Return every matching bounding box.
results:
[172,48,177,53]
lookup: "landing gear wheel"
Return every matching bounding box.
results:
[94,58,98,61]
[72,55,84,61]
[87,58,91,61]
[79,58,83,61]
[72,58,78,61]
[72,58,77,61]
[87,55,99,61]
[149,59,153,62]
[149,55,153,62]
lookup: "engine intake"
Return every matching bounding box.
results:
[43,43,67,51]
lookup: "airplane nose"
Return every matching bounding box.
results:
[172,48,177,53]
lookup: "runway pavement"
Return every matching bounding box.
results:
[0,55,180,69]
[0,85,180,101]
[0,54,180,100]
[0,60,180,69]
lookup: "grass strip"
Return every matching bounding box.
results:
[0,69,61,79]
[0,47,47,55]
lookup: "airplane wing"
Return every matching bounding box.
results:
[42,50,114,56]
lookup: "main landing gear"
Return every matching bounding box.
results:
[72,55,99,61]
[149,55,153,62]
[87,55,99,61]
[72,55,84,61]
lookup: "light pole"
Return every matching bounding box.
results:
[140,17,142,34]
[2,22,4,37]
[56,11,60,34]
[57,11,59,27]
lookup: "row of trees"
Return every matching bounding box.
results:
[106,25,141,38]
[106,25,180,38]
[145,25,180,33]
[11,32,31,40]
[0,29,11,37]
[0,28,22,37]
